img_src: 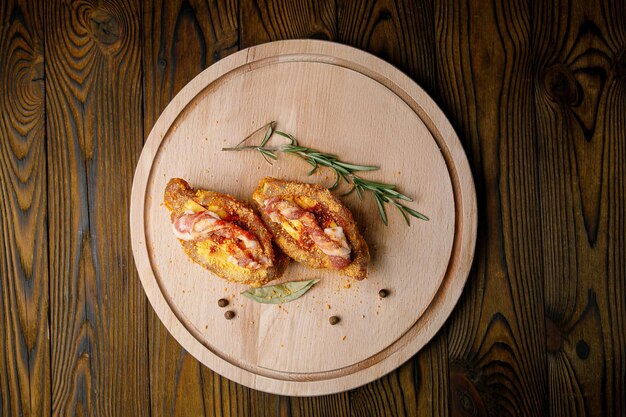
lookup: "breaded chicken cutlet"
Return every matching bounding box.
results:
[164,178,287,286]
[253,177,369,280]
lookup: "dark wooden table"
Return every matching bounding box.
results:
[2,0,625,416]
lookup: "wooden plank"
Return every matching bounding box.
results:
[336,1,444,416]
[532,1,626,415]
[0,1,50,416]
[413,336,449,417]
[435,0,549,416]
[337,0,436,93]
[240,0,336,47]
[288,394,350,417]
[142,1,243,415]
[143,0,238,129]
[44,0,149,415]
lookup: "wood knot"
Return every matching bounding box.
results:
[543,65,579,105]
[614,49,626,80]
[379,10,392,21]
[576,340,590,360]
[88,8,121,48]
[309,32,330,41]
[456,389,477,415]
[450,364,487,417]
[30,53,44,83]
[546,317,564,352]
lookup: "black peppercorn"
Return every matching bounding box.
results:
[378,289,389,298]
[218,298,229,307]
[224,310,235,320]
[329,316,340,325]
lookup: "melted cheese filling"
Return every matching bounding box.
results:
[173,200,267,270]
[264,198,351,259]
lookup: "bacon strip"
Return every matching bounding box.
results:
[172,210,269,270]
[264,198,351,269]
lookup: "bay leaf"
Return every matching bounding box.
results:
[241,279,320,304]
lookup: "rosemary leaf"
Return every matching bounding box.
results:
[355,185,364,201]
[274,130,297,144]
[231,121,274,148]
[374,194,388,225]
[259,149,278,160]
[355,178,397,189]
[398,206,411,226]
[334,161,378,171]
[260,123,274,147]
[329,171,341,190]
[306,161,319,176]
[284,146,309,152]
[380,188,413,202]
[260,152,273,165]
[402,205,429,221]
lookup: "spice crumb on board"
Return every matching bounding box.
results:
[326,304,331,309]
[342,336,346,341]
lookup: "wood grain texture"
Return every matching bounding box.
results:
[142,1,242,416]
[435,0,548,416]
[533,0,626,415]
[44,0,148,415]
[240,0,336,46]
[337,0,436,94]
[143,0,239,130]
[0,1,50,416]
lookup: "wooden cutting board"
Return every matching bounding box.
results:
[130,40,476,396]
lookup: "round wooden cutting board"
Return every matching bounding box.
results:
[131,40,477,396]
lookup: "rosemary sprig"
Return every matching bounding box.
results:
[222,121,429,225]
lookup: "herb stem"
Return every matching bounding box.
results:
[222,122,429,225]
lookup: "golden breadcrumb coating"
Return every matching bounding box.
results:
[165,178,287,286]
[252,177,369,280]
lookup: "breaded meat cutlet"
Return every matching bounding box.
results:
[253,177,369,280]
[165,178,287,286]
